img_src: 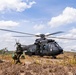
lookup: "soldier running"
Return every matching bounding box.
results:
[14,42,23,64]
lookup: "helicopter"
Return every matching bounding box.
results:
[0,28,76,58]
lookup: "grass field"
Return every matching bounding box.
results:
[0,51,76,75]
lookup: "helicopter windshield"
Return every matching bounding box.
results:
[48,41,62,51]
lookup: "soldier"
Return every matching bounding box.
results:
[15,43,23,64]
[34,39,41,54]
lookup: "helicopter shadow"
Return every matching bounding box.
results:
[38,56,64,60]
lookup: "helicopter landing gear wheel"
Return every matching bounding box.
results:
[52,56,56,59]
[40,54,44,57]
[28,52,32,56]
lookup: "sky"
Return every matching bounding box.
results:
[0,0,76,51]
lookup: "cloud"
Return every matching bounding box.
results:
[0,33,14,42]
[0,33,16,50]
[69,28,76,34]
[65,45,76,51]
[33,24,45,30]
[59,28,76,38]
[0,0,36,12]
[0,20,19,50]
[48,7,76,28]
[55,28,76,42]
[0,20,19,28]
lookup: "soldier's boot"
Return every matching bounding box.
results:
[15,60,18,64]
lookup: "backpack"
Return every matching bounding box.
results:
[12,53,17,60]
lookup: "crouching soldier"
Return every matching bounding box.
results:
[14,43,23,64]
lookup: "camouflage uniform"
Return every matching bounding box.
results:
[15,43,23,64]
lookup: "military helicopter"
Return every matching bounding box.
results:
[0,28,76,58]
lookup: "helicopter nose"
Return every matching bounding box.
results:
[61,50,63,54]
[59,49,63,54]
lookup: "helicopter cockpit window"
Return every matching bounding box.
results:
[55,42,61,48]
[49,42,60,51]
[54,42,59,47]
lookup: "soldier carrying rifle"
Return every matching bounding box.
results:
[12,42,23,64]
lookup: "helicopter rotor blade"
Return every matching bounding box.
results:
[0,28,35,36]
[35,35,40,37]
[46,31,63,36]
[13,35,34,37]
[48,36,76,40]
